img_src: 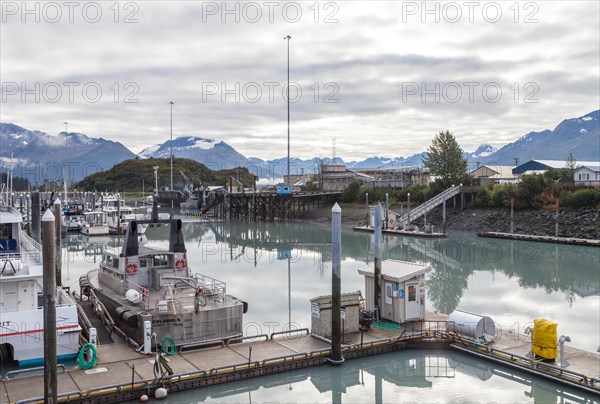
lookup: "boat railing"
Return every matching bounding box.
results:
[56,287,78,308]
[194,273,226,302]
[18,231,43,265]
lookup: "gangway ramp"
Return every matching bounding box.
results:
[396,186,461,228]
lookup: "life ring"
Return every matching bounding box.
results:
[175,259,186,270]
[126,263,138,274]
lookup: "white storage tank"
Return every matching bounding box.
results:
[448,310,496,342]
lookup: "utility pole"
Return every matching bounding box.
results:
[170,102,174,209]
[374,204,382,321]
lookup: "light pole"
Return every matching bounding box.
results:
[169,101,174,192]
[63,122,68,192]
[284,35,291,188]
[45,134,50,191]
[407,192,411,229]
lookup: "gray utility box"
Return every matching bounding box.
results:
[358,259,429,324]
[310,291,362,338]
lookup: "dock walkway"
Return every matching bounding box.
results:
[478,231,600,247]
[1,316,598,403]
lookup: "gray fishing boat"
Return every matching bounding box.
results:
[82,204,247,351]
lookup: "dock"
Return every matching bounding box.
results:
[353,226,446,238]
[2,314,598,403]
[478,232,600,247]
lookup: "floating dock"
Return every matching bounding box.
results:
[2,313,598,403]
[478,232,600,247]
[353,226,446,238]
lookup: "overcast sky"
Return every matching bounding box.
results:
[1,1,599,160]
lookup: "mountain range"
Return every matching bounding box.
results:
[1,109,598,184]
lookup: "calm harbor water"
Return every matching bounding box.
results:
[56,214,599,402]
[124,349,599,403]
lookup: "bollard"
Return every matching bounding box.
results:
[144,321,152,354]
[559,335,571,367]
[89,328,97,346]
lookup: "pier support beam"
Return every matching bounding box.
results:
[42,209,57,404]
[328,203,344,365]
[510,197,514,234]
[54,198,62,287]
[555,198,560,237]
[31,192,41,243]
[374,204,382,321]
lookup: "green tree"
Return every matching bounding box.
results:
[341,179,361,202]
[423,130,468,188]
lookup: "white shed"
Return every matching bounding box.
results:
[358,259,429,323]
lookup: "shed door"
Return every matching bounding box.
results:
[405,282,420,320]
[384,282,393,320]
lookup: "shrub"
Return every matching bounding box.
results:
[562,188,600,208]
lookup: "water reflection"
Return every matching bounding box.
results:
[122,350,598,403]
[62,219,599,352]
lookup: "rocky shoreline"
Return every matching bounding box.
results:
[296,204,600,240]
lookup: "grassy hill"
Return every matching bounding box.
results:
[72,158,256,192]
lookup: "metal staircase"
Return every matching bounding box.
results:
[396,185,461,228]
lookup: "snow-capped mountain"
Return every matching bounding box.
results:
[465,144,497,160]
[479,110,599,165]
[138,136,249,170]
[0,123,136,183]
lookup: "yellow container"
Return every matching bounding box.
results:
[532,318,557,360]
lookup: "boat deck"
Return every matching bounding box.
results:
[87,270,242,314]
[1,312,598,403]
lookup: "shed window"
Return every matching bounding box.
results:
[408,285,416,302]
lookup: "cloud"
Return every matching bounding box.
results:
[1,1,598,160]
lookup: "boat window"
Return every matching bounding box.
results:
[139,258,147,268]
[0,224,13,240]
[153,255,169,267]
[112,257,119,268]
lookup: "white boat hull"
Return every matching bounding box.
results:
[0,291,81,365]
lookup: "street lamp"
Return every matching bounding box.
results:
[63,122,68,192]
[284,35,291,188]
[169,101,174,192]
[407,192,411,228]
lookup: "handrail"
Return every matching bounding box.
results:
[397,186,461,227]
[270,328,310,340]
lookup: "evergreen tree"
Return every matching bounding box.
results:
[422,131,468,188]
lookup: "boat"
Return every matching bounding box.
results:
[97,194,150,235]
[80,211,110,236]
[0,205,81,366]
[62,202,86,231]
[82,203,247,350]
